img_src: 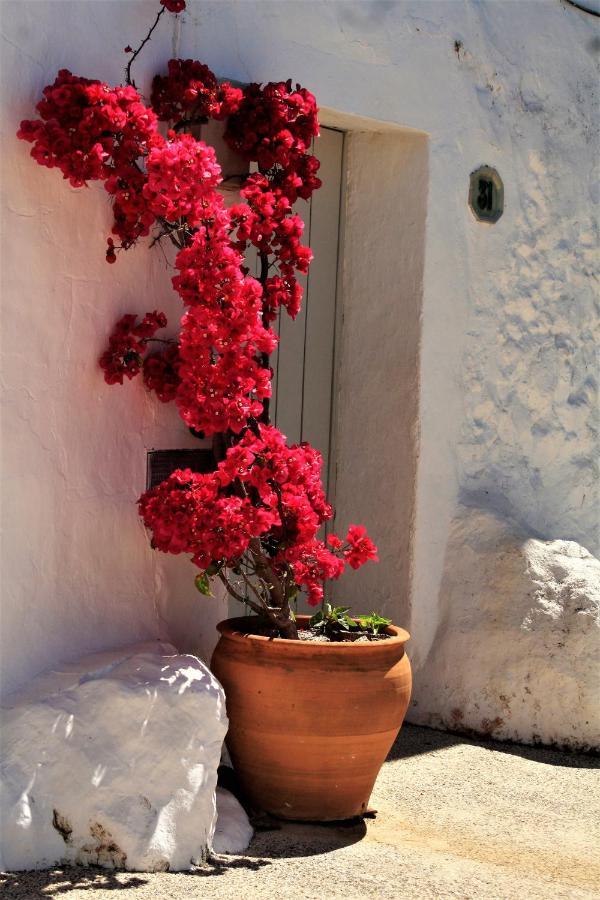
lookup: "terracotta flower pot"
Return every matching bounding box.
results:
[211,615,412,821]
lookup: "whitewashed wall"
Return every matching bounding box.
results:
[2,0,598,733]
[177,0,598,663]
[0,1,220,696]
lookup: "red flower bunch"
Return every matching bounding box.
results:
[17,69,158,189]
[224,81,321,324]
[142,345,181,403]
[99,310,168,385]
[18,4,378,637]
[105,163,158,250]
[139,425,377,606]
[224,81,319,173]
[172,194,275,434]
[17,68,166,250]
[143,133,222,225]
[151,59,242,123]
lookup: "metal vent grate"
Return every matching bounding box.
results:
[146,449,215,490]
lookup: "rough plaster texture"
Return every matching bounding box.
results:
[410,506,600,750]
[1,0,598,744]
[0,642,243,871]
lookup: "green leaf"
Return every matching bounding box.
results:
[356,612,392,634]
[194,572,212,596]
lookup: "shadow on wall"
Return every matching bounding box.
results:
[389,723,600,770]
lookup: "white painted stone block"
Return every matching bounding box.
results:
[409,507,600,750]
[0,642,232,871]
[213,787,254,855]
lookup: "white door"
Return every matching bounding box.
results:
[234,127,345,617]
[272,127,344,505]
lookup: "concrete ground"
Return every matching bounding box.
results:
[2,725,599,900]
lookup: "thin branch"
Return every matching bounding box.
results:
[239,569,269,608]
[217,571,264,618]
[125,7,166,89]
[173,115,209,133]
[256,574,273,602]
[249,538,285,609]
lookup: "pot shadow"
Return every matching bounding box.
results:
[217,765,367,860]
[242,817,367,860]
[389,723,600,770]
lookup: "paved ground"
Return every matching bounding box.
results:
[2,725,599,899]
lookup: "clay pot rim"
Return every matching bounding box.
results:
[216,614,410,649]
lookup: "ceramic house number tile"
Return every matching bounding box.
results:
[469,165,504,223]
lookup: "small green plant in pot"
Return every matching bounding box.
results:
[308,604,392,642]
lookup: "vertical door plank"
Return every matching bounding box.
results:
[300,128,344,494]
[292,128,345,616]
[274,204,311,445]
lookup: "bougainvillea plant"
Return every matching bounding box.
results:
[18,1,378,640]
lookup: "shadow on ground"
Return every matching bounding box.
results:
[391,723,600,769]
[0,821,365,896]
[243,818,367,860]
[0,868,149,897]
[0,853,273,898]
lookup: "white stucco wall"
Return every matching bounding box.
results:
[178,0,598,669]
[0,1,227,696]
[2,1,597,710]
[181,0,599,670]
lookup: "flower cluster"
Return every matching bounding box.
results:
[17,68,165,250]
[105,163,158,250]
[139,424,377,605]
[142,344,181,403]
[151,58,242,123]
[19,6,378,628]
[143,133,222,225]
[225,81,321,323]
[172,195,275,433]
[17,69,158,189]
[224,81,319,174]
[99,310,168,386]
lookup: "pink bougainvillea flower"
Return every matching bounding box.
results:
[344,525,379,570]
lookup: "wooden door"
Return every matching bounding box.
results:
[271,127,344,500]
[230,127,345,617]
